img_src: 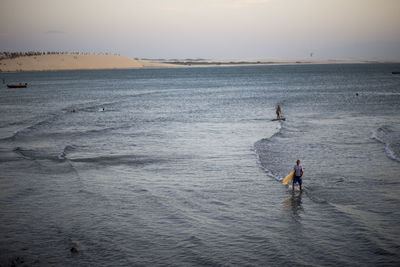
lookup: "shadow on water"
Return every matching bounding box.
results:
[283,191,304,221]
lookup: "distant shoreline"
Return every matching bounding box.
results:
[151,58,400,67]
[1,54,399,72]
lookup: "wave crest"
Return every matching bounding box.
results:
[371,126,400,162]
[253,120,285,181]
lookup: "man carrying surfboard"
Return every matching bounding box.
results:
[293,160,304,192]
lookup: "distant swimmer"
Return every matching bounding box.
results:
[293,160,304,192]
[276,105,281,119]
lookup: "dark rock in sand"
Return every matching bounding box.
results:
[70,247,79,253]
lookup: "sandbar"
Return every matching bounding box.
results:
[0,54,176,72]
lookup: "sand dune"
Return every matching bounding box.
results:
[0,54,174,72]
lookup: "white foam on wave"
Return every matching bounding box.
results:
[58,152,66,160]
[58,145,77,160]
[254,151,282,181]
[370,128,382,143]
[371,126,400,162]
[385,144,400,162]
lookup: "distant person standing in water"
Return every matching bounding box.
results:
[293,160,304,192]
[276,105,281,119]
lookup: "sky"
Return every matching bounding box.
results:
[0,0,399,59]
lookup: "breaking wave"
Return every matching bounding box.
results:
[371,125,400,162]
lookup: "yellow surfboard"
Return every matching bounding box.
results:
[282,170,295,185]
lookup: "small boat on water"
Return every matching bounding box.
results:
[7,83,27,88]
[392,72,400,75]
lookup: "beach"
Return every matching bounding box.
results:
[0,54,175,72]
[1,64,400,266]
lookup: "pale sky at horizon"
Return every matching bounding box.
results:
[1,0,399,59]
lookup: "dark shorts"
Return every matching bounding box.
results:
[293,176,302,185]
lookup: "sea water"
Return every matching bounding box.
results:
[0,64,399,266]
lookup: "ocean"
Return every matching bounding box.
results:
[1,64,400,266]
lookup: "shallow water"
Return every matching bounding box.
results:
[1,64,400,266]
